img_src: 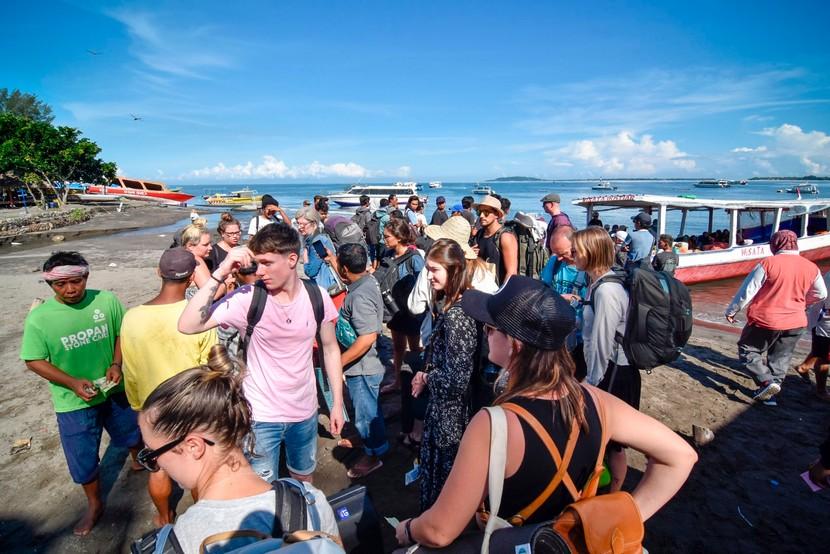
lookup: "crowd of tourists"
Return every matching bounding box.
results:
[19,189,830,552]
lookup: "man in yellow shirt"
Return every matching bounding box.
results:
[121,247,217,525]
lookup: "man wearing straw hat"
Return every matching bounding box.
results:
[472,195,518,286]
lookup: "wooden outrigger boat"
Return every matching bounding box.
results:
[574,194,830,284]
[86,177,193,206]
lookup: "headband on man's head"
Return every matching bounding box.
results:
[43,265,89,282]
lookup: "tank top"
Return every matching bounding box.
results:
[497,392,602,523]
[475,228,505,284]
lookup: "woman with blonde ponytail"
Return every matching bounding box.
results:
[138,345,340,553]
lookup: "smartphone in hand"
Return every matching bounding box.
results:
[312,241,328,259]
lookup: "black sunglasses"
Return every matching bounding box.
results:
[137,436,215,472]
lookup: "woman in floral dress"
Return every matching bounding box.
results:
[412,239,480,511]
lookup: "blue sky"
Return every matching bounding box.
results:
[4,0,830,183]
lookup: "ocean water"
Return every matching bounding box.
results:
[174,179,830,325]
[181,179,830,233]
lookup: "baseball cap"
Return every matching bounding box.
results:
[632,212,652,226]
[425,217,476,259]
[540,193,561,203]
[261,194,278,209]
[436,196,446,204]
[451,203,464,213]
[614,230,628,241]
[159,247,196,280]
[460,276,576,350]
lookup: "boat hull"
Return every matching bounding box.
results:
[86,185,193,206]
[675,236,830,284]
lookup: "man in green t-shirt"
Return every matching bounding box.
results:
[20,251,141,536]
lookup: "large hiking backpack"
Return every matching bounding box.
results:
[365,211,382,245]
[373,250,418,322]
[502,219,549,279]
[351,208,373,245]
[130,479,342,554]
[593,267,693,371]
[323,215,366,251]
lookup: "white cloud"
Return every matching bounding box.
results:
[185,155,385,180]
[755,123,830,174]
[547,131,695,176]
[731,146,768,153]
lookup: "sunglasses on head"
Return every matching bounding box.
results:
[137,435,215,472]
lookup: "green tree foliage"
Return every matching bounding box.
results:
[0,113,116,206]
[0,88,54,123]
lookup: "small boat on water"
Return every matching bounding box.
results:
[428,181,443,189]
[327,182,427,208]
[592,179,617,191]
[86,177,194,206]
[472,184,494,195]
[574,193,830,285]
[204,187,261,209]
[777,183,819,195]
[695,179,730,189]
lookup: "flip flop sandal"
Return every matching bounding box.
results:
[347,460,383,479]
[795,368,812,383]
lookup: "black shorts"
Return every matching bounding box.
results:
[598,363,641,452]
[810,332,830,361]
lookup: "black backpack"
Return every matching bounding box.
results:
[592,267,692,371]
[373,250,418,322]
[239,279,324,363]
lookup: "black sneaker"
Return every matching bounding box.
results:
[753,382,781,402]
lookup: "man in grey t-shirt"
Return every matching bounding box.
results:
[336,243,388,479]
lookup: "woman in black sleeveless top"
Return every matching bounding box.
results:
[396,276,697,548]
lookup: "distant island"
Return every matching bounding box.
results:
[748,175,830,181]
[486,176,553,182]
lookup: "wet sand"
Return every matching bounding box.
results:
[0,217,827,552]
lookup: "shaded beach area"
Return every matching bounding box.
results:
[0,216,827,553]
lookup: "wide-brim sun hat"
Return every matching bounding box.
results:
[460,276,576,350]
[474,195,504,218]
[425,217,476,259]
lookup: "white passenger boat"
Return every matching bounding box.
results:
[429,181,443,189]
[573,193,830,284]
[327,182,427,208]
[592,179,617,191]
[472,184,494,195]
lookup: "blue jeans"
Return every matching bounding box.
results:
[55,392,141,484]
[346,373,389,457]
[249,413,318,479]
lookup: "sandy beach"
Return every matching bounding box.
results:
[0,213,828,553]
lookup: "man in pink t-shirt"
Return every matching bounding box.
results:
[179,223,344,482]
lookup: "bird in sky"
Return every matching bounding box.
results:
[86,49,102,56]
[129,113,143,121]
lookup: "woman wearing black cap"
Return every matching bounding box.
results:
[395,276,696,549]
[247,194,288,240]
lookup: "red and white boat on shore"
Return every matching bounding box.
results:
[86,177,193,206]
[574,194,830,284]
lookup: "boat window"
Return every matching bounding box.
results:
[143,181,164,191]
[738,209,777,244]
[807,205,830,236]
[121,179,144,190]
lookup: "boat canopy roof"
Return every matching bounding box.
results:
[573,193,830,212]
